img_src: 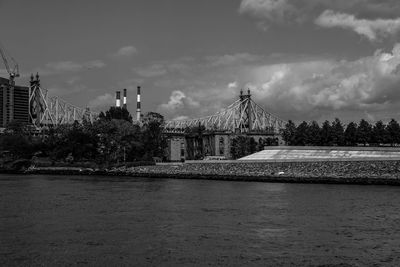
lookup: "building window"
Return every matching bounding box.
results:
[219,137,225,155]
[180,142,185,157]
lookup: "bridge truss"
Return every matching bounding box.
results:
[164,90,286,134]
[29,74,97,127]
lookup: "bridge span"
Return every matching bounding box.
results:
[29,73,97,126]
[164,89,286,134]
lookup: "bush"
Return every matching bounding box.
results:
[124,161,156,168]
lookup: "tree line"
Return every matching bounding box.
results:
[281,118,400,146]
[0,107,166,166]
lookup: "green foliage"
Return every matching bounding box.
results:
[141,112,167,160]
[281,120,296,145]
[230,136,250,159]
[100,107,133,122]
[0,108,167,165]
[306,121,321,145]
[386,119,400,145]
[294,121,308,146]
[281,118,400,147]
[371,121,386,145]
[230,136,277,159]
[344,122,358,146]
[357,119,372,146]
[320,121,332,146]
[331,118,345,146]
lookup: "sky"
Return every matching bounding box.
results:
[2,0,400,123]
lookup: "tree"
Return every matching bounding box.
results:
[331,118,345,146]
[357,119,372,146]
[249,137,257,154]
[281,120,296,145]
[320,120,332,146]
[294,121,308,146]
[344,122,358,146]
[103,107,133,122]
[230,136,250,159]
[386,119,400,146]
[371,120,386,146]
[141,112,166,159]
[306,121,321,146]
[0,121,34,159]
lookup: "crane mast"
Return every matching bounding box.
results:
[0,43,19,85]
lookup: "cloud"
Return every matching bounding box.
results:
[136,64,167,78]
[113,45,137,58]
[66,76,81,85]
[172,115,189,121]
[158,90,200,116]
[239,0,294,23]
[135,58,192,78]
[228,81,238,89]
[46,60,105,72]
[315,10,400,41]
[30,60,106,77]
[88,93,114,110]
[155,44,400,122]
[206,53,260,66]
[233,43,400,120]
[239,0,400,32]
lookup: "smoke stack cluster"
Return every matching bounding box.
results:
[115,91,121,107]
[136,86,141,122]
[123,89,127,109]
[114,86,141,122]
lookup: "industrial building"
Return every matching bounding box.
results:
[0,77,29,127]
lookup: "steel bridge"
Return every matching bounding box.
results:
[29,73,97,127]
[28,74,286,134]
[164,89,286,134]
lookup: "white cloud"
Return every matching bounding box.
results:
[30,60,106,77]
[239,0,400,33]
[228,81,238,89]
[239,0,293,22]
[158,90,200,117]
[158,44,400,122]
[172,115,189,121]
[66,76,80,85]
[136,64,167,78]
[315,10,400,41]
[46,60,105,72]
[88,93,114,110]
[113,45,137,58]
[206,53,259,66]
[231,44,400,120]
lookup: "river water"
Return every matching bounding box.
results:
[1,175,400,266]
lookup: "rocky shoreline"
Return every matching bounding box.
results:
[10,160,400,186]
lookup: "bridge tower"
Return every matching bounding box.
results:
[29,73,53,127]
[238,89,254,133]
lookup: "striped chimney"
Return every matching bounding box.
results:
[123,88,127,109]
[136,86,141,121]
[116,91,121,107]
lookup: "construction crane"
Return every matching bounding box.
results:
[0,42,19,85]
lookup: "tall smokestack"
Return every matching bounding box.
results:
[123,88,127,109]
[116,91,121,107]
[136,86,141,121]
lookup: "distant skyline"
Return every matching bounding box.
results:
[2,0,400,123]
